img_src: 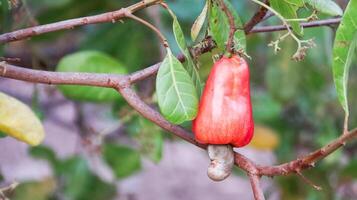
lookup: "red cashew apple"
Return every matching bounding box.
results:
[192,55,254,181]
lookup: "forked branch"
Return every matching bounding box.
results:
[0,1,351,200]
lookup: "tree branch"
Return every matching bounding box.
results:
[249,18,341,34]
[1,36,356,179]
[296,171,322,191]
[217,0,236,54]
[244,0,269,33]
[256,128,357,176]
[126,13,169,48]
[117,85,205,148]
[0,62,123,87]
[0,4,341,46]
[1,39,356,200]
[0,1,349,199]
[0,0,161,44]
[248,173,265,200]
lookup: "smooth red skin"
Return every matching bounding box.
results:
[192,55,254,147]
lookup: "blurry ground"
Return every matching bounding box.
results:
[0,78,279,200]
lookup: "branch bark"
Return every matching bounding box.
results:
[249,18,341,34]
[0,4,341,45]
[0,62,123,88]
[248,173,265,200]
[244,0,269,33]
[0,0,161,44]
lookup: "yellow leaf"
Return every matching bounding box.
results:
[249,125,279,150]
[0,92,45,145]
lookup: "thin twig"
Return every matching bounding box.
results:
[296,171,322,191]
[0,0,161,44]
[217,0,236,54]
[248,173,265,200]
[249,18,341,33]
[244,0,269,33]
[0,181,19,199]
[248,0,316,61]
[256,128,357,176]
[0,57,21,62]
[125,13,169,48]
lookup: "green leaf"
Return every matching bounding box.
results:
[29,152,116,200]
[209,0,246,51]
[60,156,116,200]
[285,0,305,7]
[332,0,357,117]
[56,50,127,102]
[191,1,209,41]
[270,0,303,35]
[0,131,7,138]
[61,157,90,199]
[127,117,163,163]
[12,179,56,200]
[172,13,202,96]
[156,49,199,124]
[0,0,10,32]
[252,91,282,123]
[103,143,141,179]
[305,0,343,16]
[0,92,45,146]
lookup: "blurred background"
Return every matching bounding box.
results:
[0,0,356,199]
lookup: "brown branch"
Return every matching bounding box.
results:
[117,85,205,148]
[1,36,356,179]
[0,1,350,198]
[0,37,215,86]
[296,171,322,191]
[1,40,356,200]
[0,62,123,88]
[249,18,341,34]
[0,0,161,44]
[217,0,236,54]
[125,13,169,48]
[243,0,269,33]
[256,128,357,176]
[0,57,21,62]
[248,173,265,200]
[0,7,341,46]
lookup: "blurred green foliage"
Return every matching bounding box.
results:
[0,0,356,200]
[0,131,7,138]
[126,117,163,163]
[56,50,127,102]
[103,143,142,179]
[27,146,116,200]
